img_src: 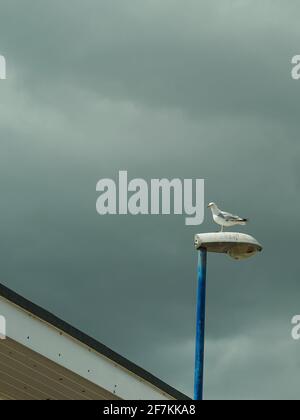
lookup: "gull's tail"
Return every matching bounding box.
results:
[238,218,248,225]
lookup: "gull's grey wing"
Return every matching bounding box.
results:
[219,211,243,222]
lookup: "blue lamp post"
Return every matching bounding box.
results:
[193,232,263,401]
[194,248,207,401]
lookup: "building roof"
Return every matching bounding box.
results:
[0,282,189,401]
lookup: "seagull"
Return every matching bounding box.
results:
[207,202,248,232]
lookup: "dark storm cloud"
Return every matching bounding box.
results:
[1,0,300,119]
[0,0,300,399]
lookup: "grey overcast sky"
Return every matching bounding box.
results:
[0,0,300,400]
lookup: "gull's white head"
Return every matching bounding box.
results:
[207,202,217,209]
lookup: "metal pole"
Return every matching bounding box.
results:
[194,247,207,401]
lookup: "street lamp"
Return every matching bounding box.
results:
[193,232,263,401]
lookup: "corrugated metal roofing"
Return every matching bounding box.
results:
[0,337,117,400]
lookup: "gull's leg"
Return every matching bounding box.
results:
[220,225,224,233]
